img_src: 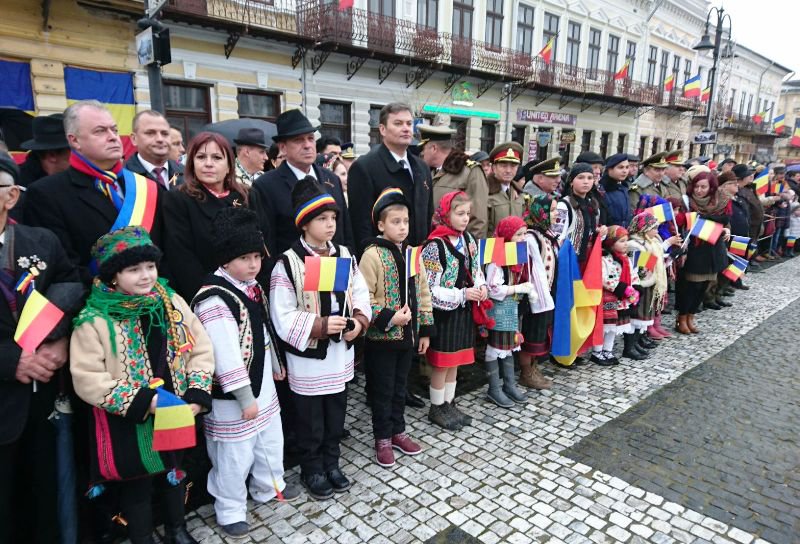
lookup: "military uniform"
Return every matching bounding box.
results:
[628,152,682,211]
[433,155,489,239]
[522,157,562,198]
[486,143,525,236]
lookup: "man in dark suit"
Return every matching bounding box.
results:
[348,103,433,252]
[25,100,165,286]
[251,109,353,257]
[0,152,83,544]
[124,110,184,190]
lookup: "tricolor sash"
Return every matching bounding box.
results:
[111,169,158,232]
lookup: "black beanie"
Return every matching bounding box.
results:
[568,162,594,184]
[211,207,265,266]
[0,152,19,185]
[292,176,340,227]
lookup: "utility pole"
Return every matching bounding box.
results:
[138,0,171,113]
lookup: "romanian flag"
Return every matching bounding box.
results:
[149,378,196,452]
[14,290,64,353]
[683,75,701,98]
[752,111,767,124]
[722,255,748,282]
[64,67,136,158]
[689,218,724,244]
[791,127,800,147]
[405,246,421,278]
[701,87,711,103]
[303,257,351,292]
[685,211,698,232]
[479,239,527,267]
[538,37,555,65]
[614,59,630,81]
[754,169,770,196]
[338,0,353,9]
[631,250,658,272]
[0,59,35,114]
[747,242,758,260]
[551,240,602,366]
[664,74,675,92]
[644,203,674,223]
[772,181,786,194]
[773,114,785,134]
[729,235,750,257]
[787,237,797,249]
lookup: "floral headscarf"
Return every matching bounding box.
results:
[602,225,629,251]
[628,212,659,236]
[524,194,555,233]
[429,190,468,240]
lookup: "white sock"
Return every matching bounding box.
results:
[603,331,616,352]
[444,382,456,403]
[592,346,603,354]
[429,386,445,406]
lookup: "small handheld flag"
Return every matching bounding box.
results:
[787,237,797,249]
[303,257,351,292]
[14,290,64,352]
[773,181,786,194]
[644,203,674,223]
[685,211,698,232]
[631,250,658,272]
[722,255,748,282]
[683,75,701,98]
[728,235,750,257]
[754,169,770,196]
[149,378,196,452]
[405,246,421,278]
[689,218,724,244]
[747,242,758,260]
[479,239,527,267]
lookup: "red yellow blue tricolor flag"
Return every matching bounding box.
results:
[773,114,785,134]
[479,239,527,267]
[664,74,675,92]
[752,111,767,124]
[644,203,674,223]
[729,236,750,257]
[303,257,351,292]
[614,59,630,81]
[538,36,555,65]
[722,255,748,282]
[149,378,196,452]
[405,246,421,278]
[787,237,797,249]
[14,290,64,353]
[754,169,770,196]
[631,250,658,272]
[64,67,135,158]
[551,240,602,365]
[701,87,711,103]
[689,218,724,244]
[791,127,800,148]
[683,75,701,98]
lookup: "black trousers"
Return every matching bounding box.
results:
[364,345,413,440]
[675,275,708,314]
[0,383,59,544]
[293,388,347,475]
[118,475,185,541]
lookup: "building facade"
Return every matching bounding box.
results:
[777,80,800,164]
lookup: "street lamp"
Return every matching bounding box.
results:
[693,6,732,133]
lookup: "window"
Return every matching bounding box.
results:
[659,51,669,87]
[607,35,620,73]
[588,28,602,78]
[728,89,736,116]
[516,4,535,54]
[566,21,581,69]
[683,59,692,86]
[647,46,657,85]
[599,132,611,159]
[543,13,559,59]
[368,105,383,148]
[672,55,681,83]
[453,0,473,39]
[651,137,660,155]
[237,90,281,122]
[368,0,393,15]
[581,130,593,152]
[626,41,637,75]
[450,118,468,151]
[739,92,746,115]
[677,140,683,149]
[639,136,647,159]
[480,122,497,153]
[164,82,211,141]
[665,139,673,150]
[617,133,626,154]
[511,125,526,146]
[747,94,753,116]
[417,0,438,29]
[485,0,503,48]
[318,100,351,143]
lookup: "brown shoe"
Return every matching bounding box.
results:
[687,314,699,333]
[529,361,553,390]
[675,314,692,334]
[754,255,767,262]
[518,358,538,389]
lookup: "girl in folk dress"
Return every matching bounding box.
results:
[421,191,487,431]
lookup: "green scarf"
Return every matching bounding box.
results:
[74,278,177,356]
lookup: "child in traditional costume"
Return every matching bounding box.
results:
[421,191,486,430]
[483,215,531,408]
[593,225,640,366]
[70,226,214,544]
[359,188,435,468]
[191,208,301,538]
[518,195,557,387]
[269,177,371,501]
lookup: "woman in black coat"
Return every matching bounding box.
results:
[161,131,250,300]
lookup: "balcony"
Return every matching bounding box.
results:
[165,0,299,37]
[702,110,780,137]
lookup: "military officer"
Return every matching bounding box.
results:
[664,150,689,195]
[486,142,526,235]
[629,151,683,211]
[523,156,562,198]
[340,142,356,170]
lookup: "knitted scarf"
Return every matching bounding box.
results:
[70,151,124,208]
[690,192,730,216]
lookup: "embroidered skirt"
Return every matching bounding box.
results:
[521,308,553,357]
[428,305,475,368]
[630,285,655,325]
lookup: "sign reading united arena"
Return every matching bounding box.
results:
[517,109,577,126]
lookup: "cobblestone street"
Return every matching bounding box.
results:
[183,258,800,544]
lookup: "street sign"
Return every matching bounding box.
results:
[693,131,717,144]
[147,0,167,17]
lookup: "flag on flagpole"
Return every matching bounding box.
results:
[631,250,658,272]
[149,378,196,451]
[538,36,555,65]
[754,169,770,196]
[689,218,724,244]
[773,114,785,134]
[14,290,64,353]
[614,59,630,81]
[683,75,701,98]
[722,255,748,282]
[664,74,675,92]
[700,87,711,103]
[753,111,767,124]
[303,257,351,291]
[791,127,800,147]
[405,246,421,278]
[644,203,674,223]
[729,235,750,257]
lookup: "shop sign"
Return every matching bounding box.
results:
[517,109,577,126]
[560,132,576,144]
[527,139,538,159]
[452,82,475,107]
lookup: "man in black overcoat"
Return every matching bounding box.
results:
[124,110,184,190]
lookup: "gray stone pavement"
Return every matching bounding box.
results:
[179,258,800,544]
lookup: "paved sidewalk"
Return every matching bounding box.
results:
[181,258,800,544]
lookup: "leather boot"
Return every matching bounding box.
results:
[530,360,553,389]
[500,357,528,403]
[687,314,699,333]
[485,359,514,408]
[675,315,691,334]
[123,500,157,544]
[654,314,672,338]
[716,297,732,307]
[622,333,648,360]
[163,484,198,544]
[517,357,538,389]
[637,331,657,350]
[647,325,666,340]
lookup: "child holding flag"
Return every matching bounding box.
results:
[191,208,301,538]
[358,188,434,468]
[421,191,486,431]
[70,226,215,544]
[269,177,371,500]
[482,216,532,408]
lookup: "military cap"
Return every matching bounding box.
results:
[417,124,456,146]
[642,151,668,169]
[489,142,523,164]
[528,156,562,176]
[664,150,684,166]
[470,150,490,162]
[340,142,356,159]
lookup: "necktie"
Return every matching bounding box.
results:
[153,166,167,188]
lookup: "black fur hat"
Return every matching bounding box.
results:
[211,207,265,266]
